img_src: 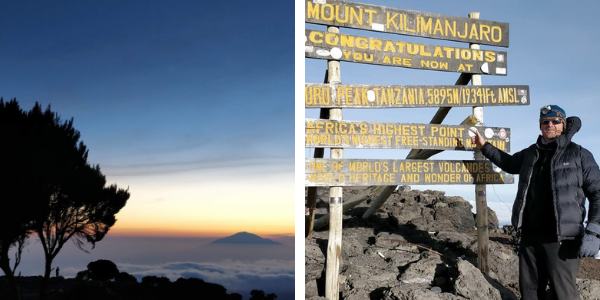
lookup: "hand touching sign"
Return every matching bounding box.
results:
[470,128,486,149]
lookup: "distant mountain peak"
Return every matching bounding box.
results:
[211,232,282,245]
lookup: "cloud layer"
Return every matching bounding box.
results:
[117,260,294,299]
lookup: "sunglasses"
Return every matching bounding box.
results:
[541,119,563,125]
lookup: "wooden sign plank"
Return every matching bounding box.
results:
[305,119,510,152]
[305,84,529,108]
[305,0,509,47]
[305,29,508,75]
[305,158,515,186]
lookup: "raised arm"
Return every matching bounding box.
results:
[470,128,523,174]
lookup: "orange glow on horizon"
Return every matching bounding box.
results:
[102,168,294,240]
[109,226,295,239]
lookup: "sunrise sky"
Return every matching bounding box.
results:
[1,1,294,239]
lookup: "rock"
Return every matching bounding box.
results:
[387,284,466,300]
[416,193,439,206]
[440,196,476,232]
[577,279,600,300]
[488,242,519,287]
[454,259,502,300]
[315,197,327,208]
[467,240,519,287]
[387,195,424,225]
[399,254,443,285]
[374,232,420,267]
[375,232,405,245]
[423,190,446,196]
[473,207,500,231]
[487,207,500,230]
[305,238,325,282]
[387,192,476,233]
[502,225,516,236]
[397,185,412,192]
[305,187,594,299]
[342,252,398,292]
[434,231,475,250]
[305,280,319,298]
[342,227,372,258]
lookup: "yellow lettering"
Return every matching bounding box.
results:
[433,19,443,35]
[387,13,399,30]
[349,6,363,25]
[309,31,323,44]
[469,24,479,40]
[340,34,354,48]
[306,2,320,20]
[491,26,502,42]
[321,4,335,21]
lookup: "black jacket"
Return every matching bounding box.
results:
[480,117,600,240]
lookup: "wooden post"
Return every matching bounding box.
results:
[470,11,490,275]
[325,25,343,300]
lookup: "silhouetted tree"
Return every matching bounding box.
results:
[250,290,265,300]
[115,271,138,284]
[0,99,67,299]
[227,293,243,300]
[60,280,110,300]
[87,260,120,282]
[76,270,90,281]
[249,289,277,300]
[11,234,29,274]
[0,100,130,299]
[266,293,277,300]
[170,277,230,299]
[141,275,171,287]
[32,105,129,298]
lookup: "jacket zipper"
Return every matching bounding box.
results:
[550,149,564,240]
[518,150,539,229]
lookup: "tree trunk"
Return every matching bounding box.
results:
[38,253,54,300]
[0,242,20,300]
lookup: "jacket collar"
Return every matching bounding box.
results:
[557,116,581,148]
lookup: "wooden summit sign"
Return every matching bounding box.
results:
[305,0,509,47]
[305,84,529,108]
[305,29,508,75]
[305,119,510,152]
[305,158,514,186]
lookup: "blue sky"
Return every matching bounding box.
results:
[2,1,294,298]
[1,1,294,237]
[302,0,600,224]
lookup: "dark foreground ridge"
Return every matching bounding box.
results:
[0,259,279,300]
[212,232,282,245]
[0,274,277,300]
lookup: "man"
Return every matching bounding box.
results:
[470,105,600,300]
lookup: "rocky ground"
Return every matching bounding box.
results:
[305,186,600,300]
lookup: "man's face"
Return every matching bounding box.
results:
[540,119,564,140]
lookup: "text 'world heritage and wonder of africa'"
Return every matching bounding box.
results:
[305,159,514,186]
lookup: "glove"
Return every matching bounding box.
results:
[579,222,600,257]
